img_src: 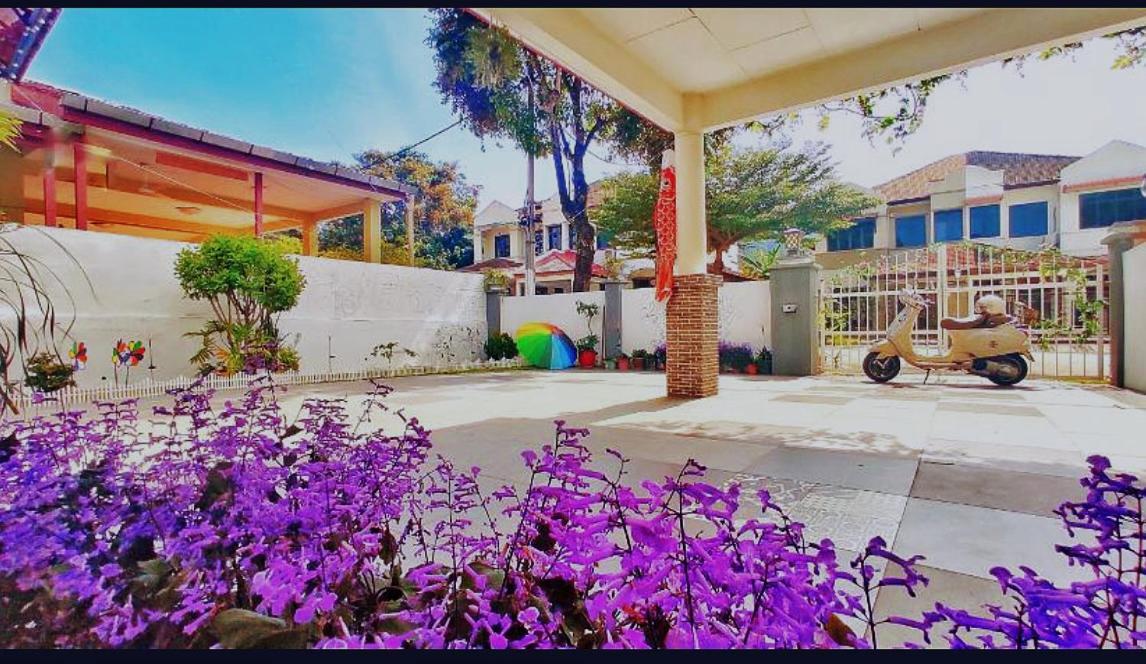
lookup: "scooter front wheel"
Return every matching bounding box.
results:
[863,352,901,383]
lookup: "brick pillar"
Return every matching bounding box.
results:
[666,273,721,398]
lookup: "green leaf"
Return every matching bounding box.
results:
[211,608,310,649]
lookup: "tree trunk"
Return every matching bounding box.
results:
[711,246,726,274]
[547,80,596,292]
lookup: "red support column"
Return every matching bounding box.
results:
[42,132,57,227]
[253,172,264,236]
[73,139,88,230]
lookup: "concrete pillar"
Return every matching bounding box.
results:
[73,139,88,230]
[769,256,822,376]
[253,172,264,237]
[485,286,506,337]
[674,130,706,275]
[363,199,381,263]
[603,280,624,359]
[405,199,415,265]
[1101,220,1146,388]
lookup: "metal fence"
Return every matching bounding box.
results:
[818,243,1108,379]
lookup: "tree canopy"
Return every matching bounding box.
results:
[317,150,478,270]
[426,8,681,290]
[592,143,879,272]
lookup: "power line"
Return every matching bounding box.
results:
[381,119,463,161]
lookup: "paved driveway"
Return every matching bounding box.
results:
[72,369,1146,647]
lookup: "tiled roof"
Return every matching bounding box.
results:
[9,81,416,197]
[535,250,608,277]
[458,257,522,273]
[874,151,1081,203]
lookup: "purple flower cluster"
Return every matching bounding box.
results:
[0,380,1142,649]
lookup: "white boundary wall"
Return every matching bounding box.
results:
[1125,243,1146,393]
[3,226,487,388]
[501,290,605,345]
[501,280,771,356]
[621,280,771,354]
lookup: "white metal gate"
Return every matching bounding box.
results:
[818,243,1109,380]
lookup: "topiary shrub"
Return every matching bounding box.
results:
[483,332,518,361]
[175,235,306,375]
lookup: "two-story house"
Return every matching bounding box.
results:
[807,140,1146,271]
[465,185,612,295]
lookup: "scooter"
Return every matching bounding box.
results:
[862,290,1034,386]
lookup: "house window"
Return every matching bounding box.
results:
[1079,188,1146,229]
[969,204,1000,239]
[494,234,510,258]
[1009,201,1048,238]
[894,215,927,248]
[827,217,875,251]
[534,229,543,255]
[547,225,561,250]
[933,209,963,243]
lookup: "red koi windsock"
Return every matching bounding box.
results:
[654,149,676,303]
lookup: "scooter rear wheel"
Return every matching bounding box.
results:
[986,354,1028,386]
[863,352,901,383]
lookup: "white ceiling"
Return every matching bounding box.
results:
[472,8,1146,131]
[579,8,980,94]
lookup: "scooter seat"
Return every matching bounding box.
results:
[940,314,1013,330]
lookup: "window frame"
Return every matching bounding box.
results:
[547,225,562,251]
[494,233,511,258]
[1008,201,1049,238]
[1079,188,1146,230]
[932,208,964,243]
[894,214,927,248]
[826,216,876,252]
[969,204,1001,239]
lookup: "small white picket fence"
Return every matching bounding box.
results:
[13,357,526,411]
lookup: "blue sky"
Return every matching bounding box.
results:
[27,8,1146,210]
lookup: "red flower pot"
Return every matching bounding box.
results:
[745,363,759,375]
[578,349,598,368]
[617,357,631,371]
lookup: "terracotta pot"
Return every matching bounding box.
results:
[617,357,631,371]
[578,349,598,368]
[745,363,758,375]
[631,357,646,370]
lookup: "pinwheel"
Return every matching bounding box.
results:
[113,339,146,367]
[68,341,87,371]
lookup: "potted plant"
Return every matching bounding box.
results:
[756,347,773,375]
[719,342,754,374]
[653,343,667,371]
[574,300,600,368]
[576,334,599,368]
[24,352,76,393]
[603,357,617,370]
[630,348,649,370]
[616,352,630,371]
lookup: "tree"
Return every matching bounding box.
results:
[427,8,666,291]
[0,110,20,152]
[593,142,879,272]
[174,235,306,375]
[317,150,478,270]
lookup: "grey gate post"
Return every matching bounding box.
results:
[603,280,624,359]
[485,286,506,337]
[769,255,822,376]
[1101,220,1146,388]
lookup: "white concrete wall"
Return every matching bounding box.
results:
[3,226,486,388]
[1124,242,1146,393]
[1060,141,1146,257]
[620,281,771,355]
[501,290,605,347]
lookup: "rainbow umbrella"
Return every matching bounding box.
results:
[515,322,577,370]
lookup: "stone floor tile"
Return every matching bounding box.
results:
[892,498,1089,586]
[744,446,920,495]
[921,438,1088,478]
[909,461,1083,516]
[870,565,1005,649]
[928,411,1076,450]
